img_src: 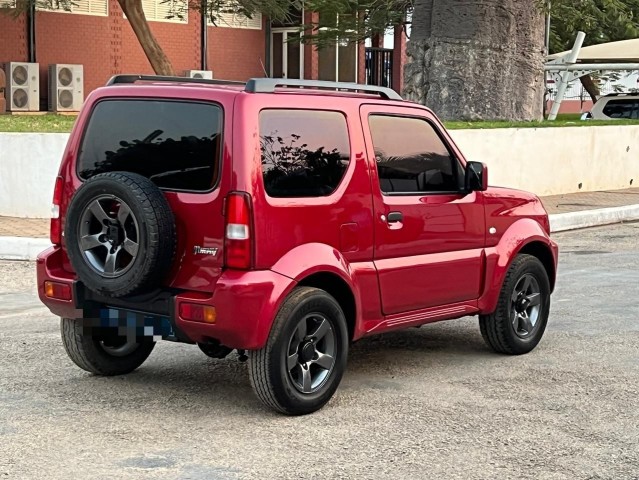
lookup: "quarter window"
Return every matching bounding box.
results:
[602,99,638,119]
[369,115,460,194]
[260,110,351,198]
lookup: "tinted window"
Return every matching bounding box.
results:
[602,99,638,119]
[369,115,460,193]
[260,110,351,197]
[78,100,222,191]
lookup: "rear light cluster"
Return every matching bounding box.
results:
[50,176,63,245]
[44,281,71,300]
[224,192,254,269]
[180,303,216,323]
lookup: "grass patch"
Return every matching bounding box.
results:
[0,114,77,133]
[444,113,639,130]
[1,112,639,133]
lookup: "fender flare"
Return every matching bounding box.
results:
[478,218,558,314]
[270,242,363,333]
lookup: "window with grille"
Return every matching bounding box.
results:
[140,0,187,23]
[208,2,262,29]
[38,0,108,16]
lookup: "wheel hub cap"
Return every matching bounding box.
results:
[299,341,315,363]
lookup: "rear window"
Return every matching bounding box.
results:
[259,109,350,198]
[78,100,223,191]
[602,99,638,119]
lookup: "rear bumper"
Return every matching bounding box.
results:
[37,246,296,350]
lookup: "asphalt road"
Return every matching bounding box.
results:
[1,223,638,480]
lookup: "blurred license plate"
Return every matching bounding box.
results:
[94,308,174,339]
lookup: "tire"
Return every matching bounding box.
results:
[248,287,349,415]
[479,254,551,355]
[60,317,156,376]
[65,172,176,298]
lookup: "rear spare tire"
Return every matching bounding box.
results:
[65,171,176,298]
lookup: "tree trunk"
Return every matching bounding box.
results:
[404,0,545,121]
[117,0,175,75]
[579,75,600,103]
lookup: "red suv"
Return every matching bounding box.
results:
[37,76,558,415]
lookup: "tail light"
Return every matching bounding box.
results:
[224,192,253,269]
[50,176,63,245]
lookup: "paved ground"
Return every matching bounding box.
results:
[1,187,638,237]
[1,223,638,479]
[541,187,639,214]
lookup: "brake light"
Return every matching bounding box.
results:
[50,176,63,245]
[224,192,253,269]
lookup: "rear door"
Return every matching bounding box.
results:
[75,97,230,292]
[360,104,485,315]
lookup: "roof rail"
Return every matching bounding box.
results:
[244,78,403,101]
[105,74,245,87]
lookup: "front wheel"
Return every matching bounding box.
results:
[248,287,349,415]
[61,318,156,375]
[479,254,551,355]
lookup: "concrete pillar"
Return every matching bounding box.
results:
[303,11,319,80]
[392,25,407,95]
[0,68,6,114]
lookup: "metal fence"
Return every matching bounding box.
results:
[365,48,393,89]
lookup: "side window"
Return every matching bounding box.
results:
[259,110,350,198]
[369,115,461,194]
[602,99,636,119]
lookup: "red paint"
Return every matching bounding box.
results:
[37,82,558,350]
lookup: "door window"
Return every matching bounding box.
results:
[369,115,461,194]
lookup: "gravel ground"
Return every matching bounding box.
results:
[0,223,637,479]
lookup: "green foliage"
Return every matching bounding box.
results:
[548,0,639,53]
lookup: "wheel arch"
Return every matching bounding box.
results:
[479,219,558,314]
[298,272,357,342]
[518,241,557,292]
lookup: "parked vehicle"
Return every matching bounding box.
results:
[37,75,559,415]
[581,93,639,120]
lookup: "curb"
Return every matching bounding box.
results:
[549,204,639,233]
[1,205,638,261]
[0,236,52,261]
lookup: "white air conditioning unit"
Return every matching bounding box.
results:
[185,70,213,79]
[3,62,39,112]
[48,64,84,112]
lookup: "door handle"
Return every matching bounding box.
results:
[387,211,403,223]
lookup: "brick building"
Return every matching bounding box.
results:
[0,2,406,110]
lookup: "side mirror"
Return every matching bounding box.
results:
[465,161,488,192]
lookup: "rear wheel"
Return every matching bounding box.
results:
[60,318,156,376]
[248,287,349,415]
[479,254,551,355]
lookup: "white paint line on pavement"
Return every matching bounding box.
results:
[0,204,638,261]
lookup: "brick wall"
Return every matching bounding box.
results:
[208,25,266,81]
[0,13,27,62]
[0,5,267,106]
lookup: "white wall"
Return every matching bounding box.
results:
[0,133,69,218]
[450,126,639,196]
[1,126,638,218]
